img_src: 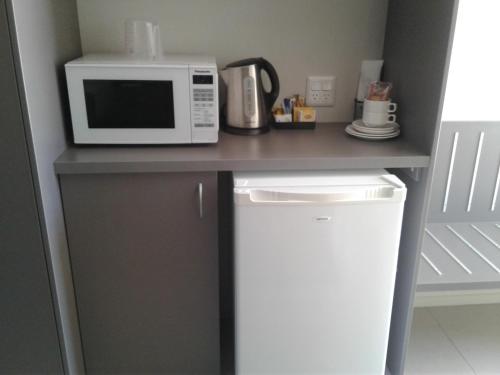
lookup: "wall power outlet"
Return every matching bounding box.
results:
[306,76,336,107]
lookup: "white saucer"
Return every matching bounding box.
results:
[345,124,400,140]
[351,119,399,134]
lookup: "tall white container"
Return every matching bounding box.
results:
[233,170,406,375]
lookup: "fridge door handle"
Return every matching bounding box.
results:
[235,186,406,205]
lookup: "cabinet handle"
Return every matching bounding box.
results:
[198,182,203,219]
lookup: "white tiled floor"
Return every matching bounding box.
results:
[406,304,500,375]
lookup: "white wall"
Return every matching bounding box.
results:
[442,0,500,121]
[76,0,388,122]
[10,1,84,373]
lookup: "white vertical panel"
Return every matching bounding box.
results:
[10,0,84,373]
[442,0,500,121]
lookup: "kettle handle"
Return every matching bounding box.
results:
[258,58,280,111]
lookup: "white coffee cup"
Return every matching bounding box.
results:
[363,112,396,126]
[363,99,397,126]
[364,99,397,113]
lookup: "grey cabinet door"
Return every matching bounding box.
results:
[60,172,220,374]
[0,1,63,373]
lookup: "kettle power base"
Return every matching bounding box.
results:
[222,125,270,135]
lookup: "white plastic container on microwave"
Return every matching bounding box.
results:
[65,54,219,144]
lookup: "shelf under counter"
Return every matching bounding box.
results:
[54,123,430,174]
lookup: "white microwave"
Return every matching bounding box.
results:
[65,54,219,144]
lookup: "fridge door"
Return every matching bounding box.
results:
[234,170,406,375]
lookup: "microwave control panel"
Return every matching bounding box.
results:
[190,67,218,143]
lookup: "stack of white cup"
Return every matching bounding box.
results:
[362,100,397,127]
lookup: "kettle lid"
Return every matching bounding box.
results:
[225,57,265,69]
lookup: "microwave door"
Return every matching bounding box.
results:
[68,66,191,144]
[83,80,176,130]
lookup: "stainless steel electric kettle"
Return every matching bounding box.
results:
[221,57,280,134]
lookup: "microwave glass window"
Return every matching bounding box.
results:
[83,80,175,129]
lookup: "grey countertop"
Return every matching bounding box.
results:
[54,123,430,174]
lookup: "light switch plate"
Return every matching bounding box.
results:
[306,76,336,107]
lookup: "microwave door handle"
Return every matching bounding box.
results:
[198,182,203,219]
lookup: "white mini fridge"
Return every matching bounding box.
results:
[233,170,407,375]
